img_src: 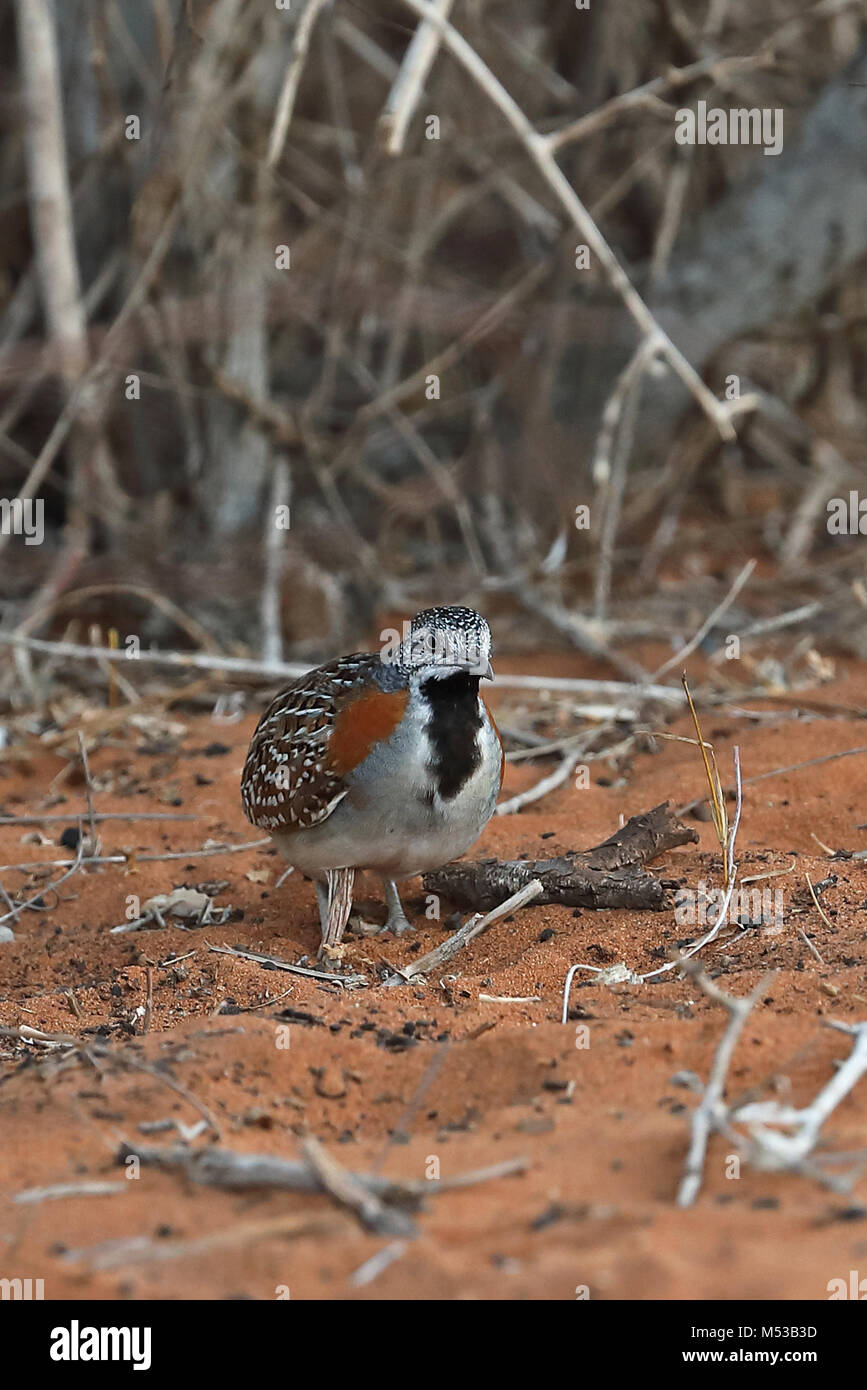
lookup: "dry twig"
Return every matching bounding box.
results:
[676,956,775,1208]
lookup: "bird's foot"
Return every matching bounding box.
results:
[384,908,415,936]
[348,909,414,937]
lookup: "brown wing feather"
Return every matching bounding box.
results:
[241,655,406,834]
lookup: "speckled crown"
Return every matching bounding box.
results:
[398,605,491,674]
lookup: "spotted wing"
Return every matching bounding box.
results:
[241,654,407,835]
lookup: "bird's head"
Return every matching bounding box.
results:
[391,605,493,686]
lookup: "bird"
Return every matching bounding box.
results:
[241,605,503,949]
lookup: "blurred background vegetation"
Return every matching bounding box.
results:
[2,0,867,678]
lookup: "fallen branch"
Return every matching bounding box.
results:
[300,1134,417,1237]
[424,801,697,912]
[116,1142,526,1211]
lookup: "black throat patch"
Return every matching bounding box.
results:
[421,671,483,800]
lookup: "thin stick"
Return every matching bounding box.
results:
[593,339,660,621]
[261,459,291,666]
[206,940,367,989]
[142,965,154,1035]
[495,748,586,817]
[677,745,867,817]
[497,733,637,816]
[0,838,269,874]
[266,0,331,167]
[122,1052,222,1139]
[233,985,295,1013]
[682,675,728,863]
[547,54,764,150]
[383,878,543,985]
[797,928,825,965]
[0,828,85,930]
[349,1241,408,1288]
[0,629,308,680]
[0,630,685,701]
[63,1212,336,1271]
[76,731,98,847]
[642,747,743,981]
[805,872,835,933]
[653,559,757,679]
[378,0,453,155]
[676,960,775,1208]
[13,1181,126,1204]
[0,812,195,826]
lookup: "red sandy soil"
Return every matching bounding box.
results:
[2,655,867,1301]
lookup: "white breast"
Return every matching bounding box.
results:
[274,694,501,880]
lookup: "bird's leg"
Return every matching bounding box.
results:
[316,870,355,954]
[346,878,415,936]
[314,880,330,936]
[381,877,414,935]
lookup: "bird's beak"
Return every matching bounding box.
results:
[484,660,494,681]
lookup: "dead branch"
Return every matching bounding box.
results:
[0,630,686,703]
[266,0,331,168]
[676,956,775,1209]
[116,1141,526,1209]
[733,1020,867,1174]
[378,0,453,155]
[300,1134,417,1237]
[423,802,698,913]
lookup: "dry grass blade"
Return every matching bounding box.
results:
[682,672,729,876]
